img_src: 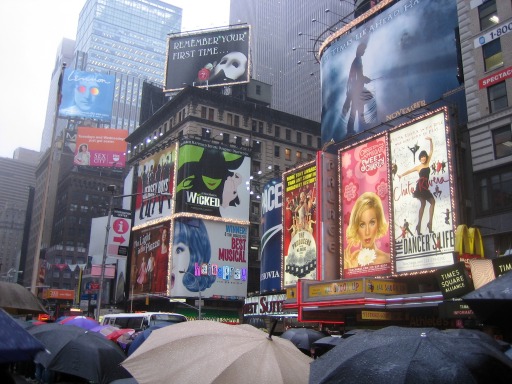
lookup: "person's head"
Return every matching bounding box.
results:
[212,51,248,80]
[356,42,367,57]
[79,144,88,153]
[346,192,388,248]
[418,150,428,163]
[73,74,100,111]
[222,171,242,208]
[161,227,168,242]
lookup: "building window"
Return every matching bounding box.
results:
[296,151,302,161]
[202,128,211,139]
[476,166,512,214]
[227,113,233,125]
[286,129,291,141]
[234,115,240,127]
[482,39,503,72]
[275,126,281,138]
[296,132,302,144]
[201,106,207,119]
[235,136,242,146]
[251,120,257,132]
[252,160,261,173]
[258,121,263,133]
[256,85,261,95]
[488,81,508,113]
[317,138,322,149]
[307,134,312,147]
[274,145,280,157]
[285,148,291,161]
[208,108,214,121]
[479,0,498,31]
[493,125,512,159]
[252,141,261,153]
[223,133,230,144]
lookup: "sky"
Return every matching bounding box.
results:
[0,0,230,158]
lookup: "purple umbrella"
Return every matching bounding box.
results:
[58,316,99,330]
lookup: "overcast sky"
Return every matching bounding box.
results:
[0,0,230,158]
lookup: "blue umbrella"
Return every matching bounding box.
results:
[127,324,171,356]
[0,308,46,363]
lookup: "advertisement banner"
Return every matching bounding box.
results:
[174,138,250,221]
[74,127,127,167]
[134,145,176,228]
[170,217,248,300]
[260,178,283,292]
[59,69,115,121]
[340,135,392,278]
[390,111,455,273]
[165,25,250,91]
[282,162,318,287]
[130,222,171,296]
[320,0,459,144]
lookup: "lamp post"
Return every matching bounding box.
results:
[179,271,202,320]
[96,187,173,321]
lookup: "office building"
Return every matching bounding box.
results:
[457,0,512,256]
[229,0,356,122]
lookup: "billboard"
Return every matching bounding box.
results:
[340,135,392,278]
[170,217,248,299]
[282,162,318,287]
[74,127,127,167]
[260,178,283,292]
[129,221,171,296]
[390,111,455,273]
[320,0,459,144]
[59,69,116,121]
[174,138,251,221]
[165,25,250,91]
[134,145,176,228]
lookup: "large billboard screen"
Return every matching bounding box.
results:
[282,162,318,287]
[74,127,127,168]
[59,69,116,121]
[340,135,392,278]
[174,138,250,221]
[129,221,171,297]
[390,111,455,273]
[165,25,250,91]
[320,0,459,144]
[134,145,176,228]
[170,217,248,299]
[260,178,283,292]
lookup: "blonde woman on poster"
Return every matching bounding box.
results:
[344,192,390,269]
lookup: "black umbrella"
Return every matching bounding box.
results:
[309,326,512,384]
[312,336,344,349]
[29,323,131,384]
[0,308,46,363]
[462,270,512,327]
[280,328,325,351]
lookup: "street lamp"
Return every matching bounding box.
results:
[179,270,202,320]
[96,186,173,321]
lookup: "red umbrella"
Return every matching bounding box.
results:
[107,328,135,342]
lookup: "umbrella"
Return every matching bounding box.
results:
[127,324,172,356]
[280,328,325,351]
[310,326,512,384]
[29,323,130,384]
[0,281,47,315]
[122,320,312,384]
[106,328,135,342]
[58,315,99,330]
[312,336,344,349]
[91,324,121,336]
[0,308,46,363]
[462,270,512,327]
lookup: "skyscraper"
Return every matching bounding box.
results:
[229,0,355,122]
[25,0,183,302]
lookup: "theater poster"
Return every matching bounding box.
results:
[390,110,455,274]
[170,217,248,299]
[282,162,318,287]
[175,138,250,221]
[340,135,392,278]
[134,145,176,228]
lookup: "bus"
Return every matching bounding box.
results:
[101,312,187,331]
